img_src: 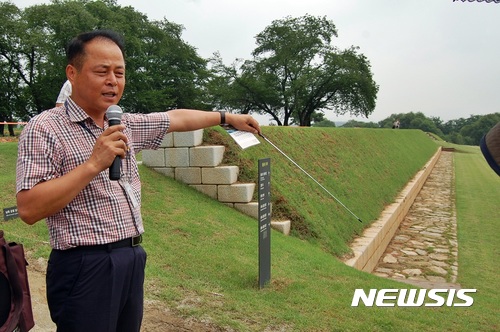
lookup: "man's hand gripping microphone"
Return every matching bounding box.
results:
[106,105,123,181]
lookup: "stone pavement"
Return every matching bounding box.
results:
[373,151,460,289]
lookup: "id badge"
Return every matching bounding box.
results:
[120,180,139,208]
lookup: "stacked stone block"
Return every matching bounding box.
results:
[142,129,290,235]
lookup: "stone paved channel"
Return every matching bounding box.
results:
[373,151,460,289]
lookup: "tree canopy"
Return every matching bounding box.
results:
[208,15,379,126]
[341,111,499,146]
[0,0,209,121]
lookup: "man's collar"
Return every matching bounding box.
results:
[64,98,99,124]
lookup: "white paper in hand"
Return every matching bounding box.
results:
[224,126,260,149]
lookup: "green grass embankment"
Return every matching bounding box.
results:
[208,126,438,256]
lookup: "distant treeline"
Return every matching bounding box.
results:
[314,112,499,146]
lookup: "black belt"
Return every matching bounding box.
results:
[69,235,143,252]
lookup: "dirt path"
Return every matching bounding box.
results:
[26,256,224,332]
[27,257,53,332]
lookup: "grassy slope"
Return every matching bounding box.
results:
[1,128,498,331]
[209,126,438,256]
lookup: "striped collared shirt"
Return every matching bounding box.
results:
[16,98,169,250]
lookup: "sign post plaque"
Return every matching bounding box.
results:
[258,158,271,289]
[3,206,19,221]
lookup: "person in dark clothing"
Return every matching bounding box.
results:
[480,122,500,176]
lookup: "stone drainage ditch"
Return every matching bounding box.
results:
[344,148,460,289]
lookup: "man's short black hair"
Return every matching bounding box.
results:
[66,30,125,70]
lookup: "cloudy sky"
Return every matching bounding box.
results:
[14,0,500,123]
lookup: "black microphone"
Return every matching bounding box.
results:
[106,105,123,180]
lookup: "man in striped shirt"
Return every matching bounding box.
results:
[16,29,260,332]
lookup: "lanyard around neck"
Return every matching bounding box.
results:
[65,102,98,139]
[77,121,97,139]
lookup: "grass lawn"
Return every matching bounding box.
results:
[1,128,498,331]
[452,144,500,331]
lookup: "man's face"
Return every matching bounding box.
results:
[68,38,125,117]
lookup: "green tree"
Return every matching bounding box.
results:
[312,119,336,127]
[458,113,500,145]
[0,0,210,120]
[440,115,481,137]
[341,120,379,128]
[0,2,35,120]
[379,112,442,135]
[0,55,28,135]
[210,15,378,126]
[378,112,500,146]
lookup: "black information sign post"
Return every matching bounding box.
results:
[258,158,271,289]
[3,206,19,221]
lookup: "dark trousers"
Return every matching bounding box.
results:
[46,245,147,332]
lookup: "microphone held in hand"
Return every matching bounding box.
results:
[106,105,123,180]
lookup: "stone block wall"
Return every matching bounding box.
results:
[142,130,290,235]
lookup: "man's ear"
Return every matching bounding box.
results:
[66,64,77,83]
